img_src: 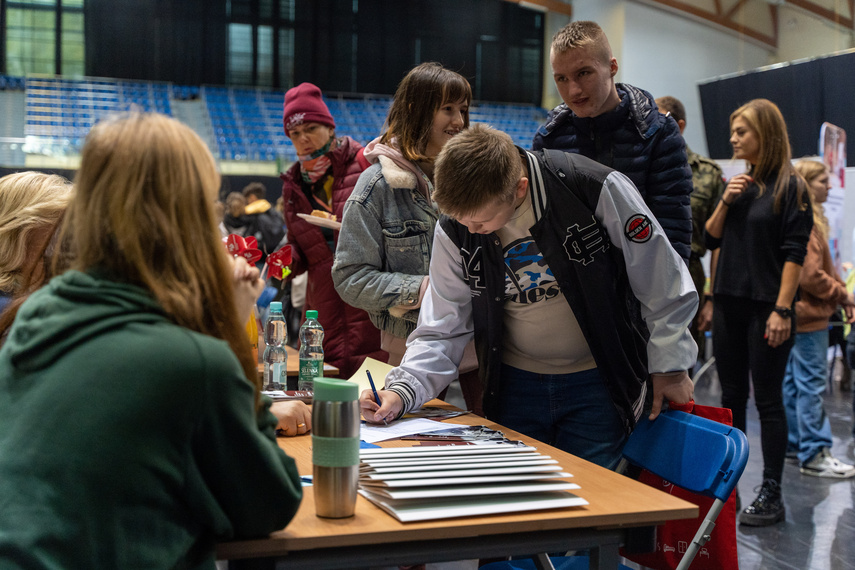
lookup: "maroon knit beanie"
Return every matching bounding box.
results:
[282,83,335,136]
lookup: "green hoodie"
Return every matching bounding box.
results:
[0,271,302,569]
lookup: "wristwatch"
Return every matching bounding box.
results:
[773,305,794,318]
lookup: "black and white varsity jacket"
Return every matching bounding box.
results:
[385,148,698,432]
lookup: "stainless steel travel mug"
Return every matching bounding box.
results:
[312,377,360,518]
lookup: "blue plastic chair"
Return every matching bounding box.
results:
[480,408,749,570]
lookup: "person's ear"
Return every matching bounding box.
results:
[677,119,686,135]
[516,176,529,200]
[609,58,618,78]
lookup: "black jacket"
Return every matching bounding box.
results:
[533,84,693,261]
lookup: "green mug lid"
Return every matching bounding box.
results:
[312,377,357,401]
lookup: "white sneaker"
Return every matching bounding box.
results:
[800,448,855,479]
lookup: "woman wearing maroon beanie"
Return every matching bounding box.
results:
[280,82,385,377]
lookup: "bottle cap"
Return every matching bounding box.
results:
[313,377,357,402]
[269,301,283,312]
[306,310,319,319]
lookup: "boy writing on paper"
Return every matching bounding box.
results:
[360,125,697,469]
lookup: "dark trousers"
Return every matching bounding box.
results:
[713,295,793,484]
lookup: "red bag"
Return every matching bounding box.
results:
[621,401,739,570]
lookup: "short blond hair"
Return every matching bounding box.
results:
[434,124,521,218]
[551,20,612,64]
[0,171,72,293]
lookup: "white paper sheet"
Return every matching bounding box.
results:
[359,417,454,444]
[364,458,559,474]
[359,444,538,458]
[358,489,588,522]
[361,464,564,480]
[358,471,573,488]
[373,480,581,500]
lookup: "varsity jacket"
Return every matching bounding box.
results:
[385,149,697,432]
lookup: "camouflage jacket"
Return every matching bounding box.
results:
[688,146,725,259]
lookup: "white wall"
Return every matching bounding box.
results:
[619,2,770,157]
[777,5,854,63]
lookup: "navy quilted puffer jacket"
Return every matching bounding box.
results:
[532,83,692,261]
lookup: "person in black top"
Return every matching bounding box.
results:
[705,98,812,527]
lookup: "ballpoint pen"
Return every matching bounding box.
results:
[365,370,388,426]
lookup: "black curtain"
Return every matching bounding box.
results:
[298,0,543,103]
[81,0,542,103]
[699,51,855,160]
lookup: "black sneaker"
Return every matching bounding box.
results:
[739,479,785,527]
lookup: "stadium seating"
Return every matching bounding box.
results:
[0,74,547,165]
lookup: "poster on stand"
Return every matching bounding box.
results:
[819,122,847,272]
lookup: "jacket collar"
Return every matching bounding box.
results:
[377,155,418,190]
[546,83,661,141]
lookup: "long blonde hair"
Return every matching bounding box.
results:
[730,99,807,214]
[0,171,72,293]
[794,159,829,241]
[62,113,258,393]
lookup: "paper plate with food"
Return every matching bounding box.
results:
[296,210,342,230]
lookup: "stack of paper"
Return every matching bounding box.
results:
[358,444,588,522]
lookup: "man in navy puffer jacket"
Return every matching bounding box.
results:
[532,20,693,262]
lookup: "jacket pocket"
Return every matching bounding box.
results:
[383,222,431,275]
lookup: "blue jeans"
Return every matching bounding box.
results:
[492,364,628,470]
[783,330,833,464]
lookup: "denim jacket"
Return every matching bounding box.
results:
[332,157,439,339]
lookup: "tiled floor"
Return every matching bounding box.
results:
[693,363,855,570]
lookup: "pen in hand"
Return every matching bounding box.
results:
[366,370,388,426]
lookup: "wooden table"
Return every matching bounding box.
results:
[217,402,697,570]
[257,345,340,380]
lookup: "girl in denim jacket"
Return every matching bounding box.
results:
[332,62,481,413]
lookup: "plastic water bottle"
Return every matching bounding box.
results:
[263,301,287,391]
[298,310,324,392]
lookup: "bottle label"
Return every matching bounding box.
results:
[299,359,322,384]
[265,362,284,390]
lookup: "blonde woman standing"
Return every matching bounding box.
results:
[782,159,855,478]
[705,99,812,526]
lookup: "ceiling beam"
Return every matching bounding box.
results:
[786,0,854,29]
[641,0,778,47]
[503,0,574,17]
